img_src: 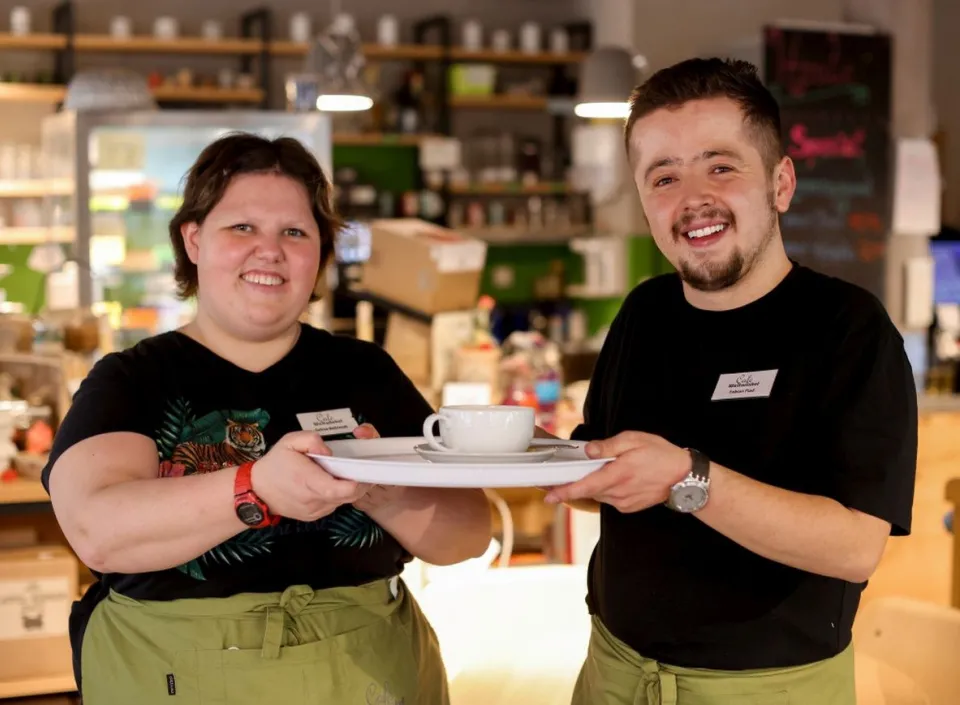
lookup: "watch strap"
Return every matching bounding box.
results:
[234,461,279,529]
[234,461,256,496]
[688,447,711,483]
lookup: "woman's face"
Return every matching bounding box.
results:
[180,172,323,342]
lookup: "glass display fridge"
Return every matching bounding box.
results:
[39,110,333,348]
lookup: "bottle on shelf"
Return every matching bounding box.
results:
[393,69,424,134]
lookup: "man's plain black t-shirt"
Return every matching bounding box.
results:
[41,325,434,687]
[571,263,918,670]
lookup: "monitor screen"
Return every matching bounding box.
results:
[930,240,960,304]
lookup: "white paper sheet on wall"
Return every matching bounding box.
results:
[904,256,935,328]
[892,138,942,237]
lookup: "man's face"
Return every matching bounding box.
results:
[629,97,795,292]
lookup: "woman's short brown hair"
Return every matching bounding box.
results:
[168,132,342,300]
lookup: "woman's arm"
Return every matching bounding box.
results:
[355,486,491,565]
[50,430,369,575]
[49,432,246,574]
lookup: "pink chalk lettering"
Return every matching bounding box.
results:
[766,29,856,96]
[787,124,866,165]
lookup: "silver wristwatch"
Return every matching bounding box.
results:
[665,448,711,513]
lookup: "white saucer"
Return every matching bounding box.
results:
[414,443,557,464]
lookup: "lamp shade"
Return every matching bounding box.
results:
[575,46,639,119]
[302,13,374,113]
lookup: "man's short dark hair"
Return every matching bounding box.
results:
[624,57,784,171]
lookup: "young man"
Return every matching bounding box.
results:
[544,58,918,704]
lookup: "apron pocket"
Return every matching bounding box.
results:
[190,607,423,705]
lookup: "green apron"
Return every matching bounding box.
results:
[571,616,856,705]
[80,577,448,705]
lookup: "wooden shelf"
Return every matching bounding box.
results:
[449,182,572,195]
[0,226,73,244]
[333,132,443,147]
[0,478,50,505]
[270,41,443,61]
[0,35,582,65]
[75,35,263,54]
[0,179,72,198]
[458,226,591,244]
[0,82,65,103]
[150,86,263,103]
[0,33,67,50]
[450,94,547,110]
[449,48,587,64]
[0,82,262,105]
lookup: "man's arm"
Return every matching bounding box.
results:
[544,432,895,582]
[696,463,890,583]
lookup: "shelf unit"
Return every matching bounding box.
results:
[448,47,587,65]
[0,33,66,50]
[0,82,263,104]
[73,35,262,54]
[449,94,549,110]
[449,182,572,195]
[332,132,445,147]
[0,3,271,108]
[0,7,591,122]
[458,226,592,245]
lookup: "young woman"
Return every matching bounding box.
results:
[43,133,491,704]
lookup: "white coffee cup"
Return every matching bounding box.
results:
[422,405,534,454]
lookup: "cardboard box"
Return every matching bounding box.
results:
[383,310,477,394]
[361,219,487,315]
[0,545,77,682]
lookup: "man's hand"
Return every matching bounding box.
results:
[544,431,691,513]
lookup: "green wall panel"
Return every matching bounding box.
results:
[332,145,421,192]
[0,244,49,314]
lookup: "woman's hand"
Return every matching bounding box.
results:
[347,423,407,512]
[251,430,371,522]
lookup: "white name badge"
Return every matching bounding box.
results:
[711,370,778,401]
[296,408,359,436]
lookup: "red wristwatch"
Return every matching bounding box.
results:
[234,462,280,529]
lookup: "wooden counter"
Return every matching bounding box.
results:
[862,408,960,609]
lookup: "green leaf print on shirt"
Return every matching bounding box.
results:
[323,506,385,548]
[154,398,385,581]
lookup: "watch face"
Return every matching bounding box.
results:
[674,485,707,512]
[237,502,264,526]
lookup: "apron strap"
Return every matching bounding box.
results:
[639,660,678,705]
[261,606,285,660]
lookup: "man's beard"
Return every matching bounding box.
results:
[677,189,778,293]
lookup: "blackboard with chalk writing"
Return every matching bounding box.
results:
[763,25,892,300]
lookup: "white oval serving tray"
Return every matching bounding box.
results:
[307,437,612,488]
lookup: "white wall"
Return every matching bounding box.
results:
[632,0,844,71]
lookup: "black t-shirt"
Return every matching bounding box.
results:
[571,263,917,670]
[41,325,434,686]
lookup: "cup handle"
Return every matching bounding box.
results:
[422,413,449,452]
